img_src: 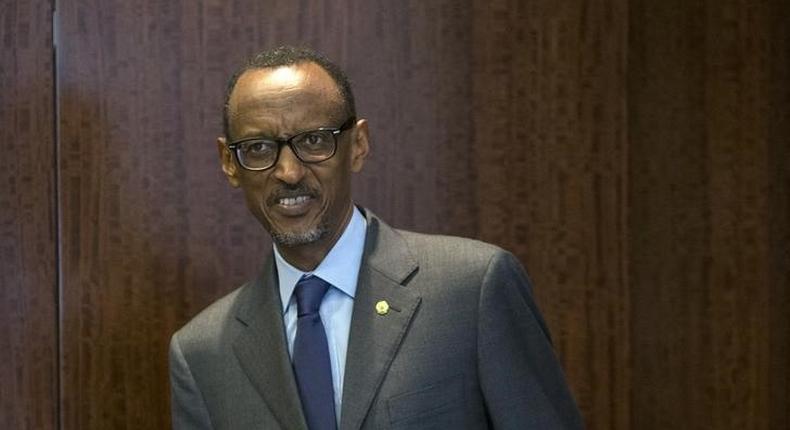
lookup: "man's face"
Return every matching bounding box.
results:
[218,62,368,250]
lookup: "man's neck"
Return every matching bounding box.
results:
[276,205,355,271]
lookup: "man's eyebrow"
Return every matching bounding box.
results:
[230,129,300,143]
[233,122,340,142]
[232,132,276,142]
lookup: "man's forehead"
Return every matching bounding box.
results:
[239,65,306,94]
[230,63,342,110]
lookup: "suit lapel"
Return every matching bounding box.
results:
[232,257,307,430]
[340,214,421,430]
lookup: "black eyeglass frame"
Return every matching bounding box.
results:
[227,116,357,171]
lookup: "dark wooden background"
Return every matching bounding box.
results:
[2,0,788,429]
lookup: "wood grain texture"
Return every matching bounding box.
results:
[629,0,790,428]
[0,1,57,429]
[472,1,629,428]
[345,1,479,237]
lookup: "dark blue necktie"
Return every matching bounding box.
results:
[292,276,337,430]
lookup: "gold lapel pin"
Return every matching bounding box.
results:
[375,300,390,316]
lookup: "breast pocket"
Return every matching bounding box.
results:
[387,374,465,429]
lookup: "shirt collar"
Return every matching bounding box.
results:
[274,206,367,313]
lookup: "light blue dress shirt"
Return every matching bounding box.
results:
[273,206,367,421]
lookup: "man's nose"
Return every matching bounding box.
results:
[271,145,306,184]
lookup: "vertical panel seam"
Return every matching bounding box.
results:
[51,0,62,429]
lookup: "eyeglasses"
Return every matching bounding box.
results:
[227,117,356,171]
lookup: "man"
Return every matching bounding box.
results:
[170,46,584,429]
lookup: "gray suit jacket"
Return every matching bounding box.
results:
[170,210,584,429]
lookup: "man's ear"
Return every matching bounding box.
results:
[350,119,370,173]
[217,137,241,188]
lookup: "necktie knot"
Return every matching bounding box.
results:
[294,276,331,317]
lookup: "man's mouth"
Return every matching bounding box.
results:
[278,195,313,207]
[269,186,319,217]
[268,183,320,216]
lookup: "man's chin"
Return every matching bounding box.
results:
[270,227,328,247]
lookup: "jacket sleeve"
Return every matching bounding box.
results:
[477,250,585,429]
[170,332,214,430]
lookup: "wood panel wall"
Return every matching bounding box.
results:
[629,0,790,428]
[0,1,58,429]
[2,0,788,429]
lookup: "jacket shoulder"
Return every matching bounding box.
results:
[172,283,249,351]
[396,229,505,268]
